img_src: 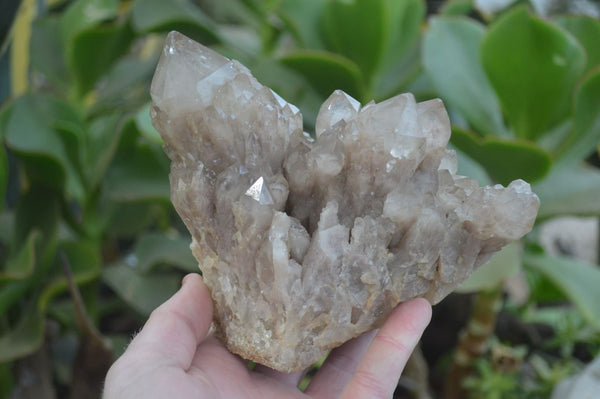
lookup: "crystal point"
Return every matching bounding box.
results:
[150,32,540,372]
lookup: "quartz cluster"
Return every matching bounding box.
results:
[150,31,540,372]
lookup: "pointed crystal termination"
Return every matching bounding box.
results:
[150,31,540,373]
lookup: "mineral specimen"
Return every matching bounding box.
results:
[150,31,540,372]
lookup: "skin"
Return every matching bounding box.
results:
[104,273,432,399]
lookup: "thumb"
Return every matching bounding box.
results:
[126,273,214,370]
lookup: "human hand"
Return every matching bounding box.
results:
[104,273,432,399]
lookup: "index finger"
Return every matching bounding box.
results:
[341,298,432,399]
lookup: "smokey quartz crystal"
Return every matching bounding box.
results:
[150,32,540,372]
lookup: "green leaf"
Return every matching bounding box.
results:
[557,68,600,164]
[102,263,181,315]
[83,114,123,190]
[375,0,424,98]
[456,243,521,293]
[131,0,219,44]
[135,232,197,273]
[280,49,365,100]
[383,0,424,64]
[14,187,60,249]
[38,241,102,311]
[322,0,387,84]
[4,96,68,191]
[90,53,159,116]
[525,253,600,330]
[101,202,166,238]
[451,127,552,185]
[104,141,170,202]
[278,0,327,49]
[440,0,473,15]
[0,308,44,363]
[30,16,70,92]
[481,7,586,140]
[4,95,85,198]
[533,163,600,219]
[556,15,600,73]
[424,17,507,137]
[70,21,136,96]
[525,264,567,303]
[0,231,37,282]
[60,0,119,45]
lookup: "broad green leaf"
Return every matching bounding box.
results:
[481,7,586,140]
[30,17,69,91]
[198,0,258,25]
[451,127,552,185]
[38,241,102,311]
[525,265,567,303]
[280,49,364,100]
[0,145,6,210]
[533,163,600,219]
[14,186,60,247]
[131,0,219,44]
[251,58,310,108]
[104,142,170,202]
[556,16,600,73]
[424,17,507,137]
[0,308,44,363]
[322,0,387,84]
[557,68,600,164]
[135,232,197,273]
[210,26,261,65]
[101,202,166,238]
[525,253,600,330]
[383,0,424,65]
[0,280,33,317]
[456,243,521,293]
[60,0,119,45]
[84,113,123,189]
[3,95,84,197]
[102,263,181,315]
[374,0,424,98]
[90,53,159,116]
[279,0,327,49]
[440,0,473,15]
[5,96,68,190]
[70,21,136,96]
[0,231,37,281]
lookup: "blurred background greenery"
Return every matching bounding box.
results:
[0,0,599,397]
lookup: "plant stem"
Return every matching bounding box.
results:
[443,285,503,399]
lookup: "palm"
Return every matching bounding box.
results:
[141,337,309,399]
[104,274,431,399]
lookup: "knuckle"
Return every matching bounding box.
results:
[374,333,409,355]
[351,369,390,399]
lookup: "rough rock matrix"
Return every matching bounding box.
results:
[150,31,540,372]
